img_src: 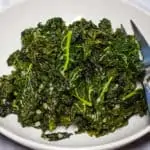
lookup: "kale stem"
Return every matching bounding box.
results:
[27,64,32,74]
[74,89,92,107]
[97,76,113,103]
[61,30,72,75]
[122,88,140,101]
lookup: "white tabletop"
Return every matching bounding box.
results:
[0,0,149,149]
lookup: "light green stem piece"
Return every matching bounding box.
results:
[97,76,113,103]
[61,31,72,75]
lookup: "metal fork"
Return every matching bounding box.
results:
[120,24,127,36]
[130,20,150,67]
[121,22,150,112]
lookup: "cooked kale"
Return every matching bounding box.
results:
[0,17,147,140]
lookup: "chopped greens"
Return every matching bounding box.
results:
[0,17,147,141]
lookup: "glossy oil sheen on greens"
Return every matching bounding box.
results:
[0,17,147,141]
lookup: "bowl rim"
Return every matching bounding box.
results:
[0,126,150,150]
[0,0,150,149]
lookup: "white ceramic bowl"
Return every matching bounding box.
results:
[0,0,150,149]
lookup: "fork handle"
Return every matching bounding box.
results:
[141,47,150,67]
[144,84,150,112]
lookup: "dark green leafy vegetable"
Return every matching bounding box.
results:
[42,132,72,141]
[0,17,147,141]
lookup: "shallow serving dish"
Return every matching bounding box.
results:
[0,0,150,149]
